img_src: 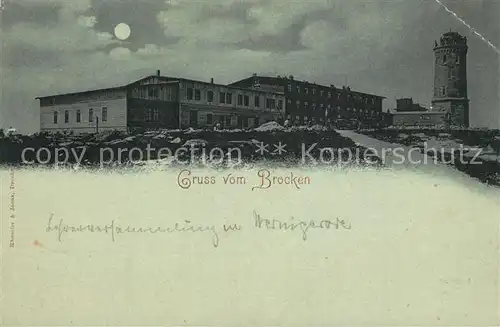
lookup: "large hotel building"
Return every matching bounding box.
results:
[37,71,285,134]
[230,75,386,126]
[37,71,387,134]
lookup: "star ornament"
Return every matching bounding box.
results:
[273,142,287,155]
[255,142,269,155]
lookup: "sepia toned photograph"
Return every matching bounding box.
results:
[1,0,499,326]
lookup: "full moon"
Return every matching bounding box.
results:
[114,23,131,40]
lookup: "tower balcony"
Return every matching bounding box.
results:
[433,31,468,50]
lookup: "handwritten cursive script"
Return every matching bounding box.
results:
[45,211,351,248]
[253,210,351,240]
[46,214,220,247]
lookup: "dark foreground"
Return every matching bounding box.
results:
[1,128,499,187]
[0,129,380,168]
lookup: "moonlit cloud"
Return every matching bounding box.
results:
[77,15,97,28]
[110,47,132,60]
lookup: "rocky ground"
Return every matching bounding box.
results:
[0,123,381,169]
[2,123,499,186]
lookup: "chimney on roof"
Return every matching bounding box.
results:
[157,70,160,76]
[210,77,214,84]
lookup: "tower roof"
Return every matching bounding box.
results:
[438,31,467,46]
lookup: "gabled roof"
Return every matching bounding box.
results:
[35,73,155,99]
[36,74,285,100]
[146,75,284,94]
[35,85,127,99]
[230,74,386,99]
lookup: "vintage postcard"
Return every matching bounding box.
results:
[1,0,499,326]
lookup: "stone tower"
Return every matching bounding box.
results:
[431,31,469,127]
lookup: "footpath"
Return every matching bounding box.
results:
[336,129,482,185]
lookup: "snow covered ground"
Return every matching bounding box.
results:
[365,130,499,164]
[336,130,495,186]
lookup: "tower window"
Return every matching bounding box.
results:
[443,55,447,64]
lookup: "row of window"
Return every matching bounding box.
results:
[148,88,160,98]
[196,113,256,128]
[53,107,108,124]
[288,100,380,114]
[287,115,326,123]
[286,113,379,123]
[286,85,379,104]
[204,114,231,126]
[144,108,160,122]
[186,87,283,109]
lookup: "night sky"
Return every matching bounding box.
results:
[1,0,498,133]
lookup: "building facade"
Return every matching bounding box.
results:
[37,72,285,133]
[230,75,386,126]
[126,80,180,131]
[39,88,128,134]
[395,98,427,112]
[175,77,284,129]
[431,31,469,127]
